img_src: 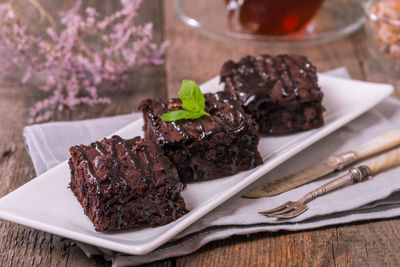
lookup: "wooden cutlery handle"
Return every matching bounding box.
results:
[363,146,400,175]
[354,129,400,159]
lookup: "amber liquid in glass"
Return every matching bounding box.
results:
[227,0,324,35]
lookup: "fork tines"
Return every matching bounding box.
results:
[259,201,309,219]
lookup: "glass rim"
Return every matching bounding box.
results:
[364,0,400,26]
[174,0,364,46]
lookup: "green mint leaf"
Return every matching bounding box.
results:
[161,80,210,122]
[178,80,205,112]
[161,110,208,122]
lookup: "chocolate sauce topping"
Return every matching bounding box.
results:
[220,54,324,135]
[71,136,177,202]
[139,91,255,146]
[138,91,263,182]
[220,54,322,110]
[69,135,187,231]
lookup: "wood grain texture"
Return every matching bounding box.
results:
[2,0,400,266]
[351,31,400,99]
[164,0,364,96]
[163,1,400,267]
[0,0,169,266]
[175,220,400,267]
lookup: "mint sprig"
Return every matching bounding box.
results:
[161,80,210,122]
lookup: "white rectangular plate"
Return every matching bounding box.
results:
[0,74,393,255]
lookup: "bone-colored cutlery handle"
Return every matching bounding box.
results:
[243,129,400,199]
[354,129,400,159]
[364,146,400,175]
[300,146,400,204]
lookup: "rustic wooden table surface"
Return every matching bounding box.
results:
[1,0,400,266]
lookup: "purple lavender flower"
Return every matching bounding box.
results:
[0,0,167,123]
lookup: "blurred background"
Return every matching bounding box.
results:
[0,0,398,125]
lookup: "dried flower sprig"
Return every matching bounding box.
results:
[0,0,167,123]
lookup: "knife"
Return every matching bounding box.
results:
[243,129,400,198]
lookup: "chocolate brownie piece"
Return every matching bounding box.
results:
[139,91,263,182]
[69,135,187,231]
[220,54,324,134]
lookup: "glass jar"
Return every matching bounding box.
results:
[364,0,400,73]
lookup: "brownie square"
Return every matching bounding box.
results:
[220,54,324,134]
[139,91,263,182]
[69,135,187,231]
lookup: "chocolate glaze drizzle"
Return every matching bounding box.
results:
[159,92,250,141]
[70,135,187,230]
[221,54,322,110]
[73,136,160,200]
[139,91,262,182]
[220,54,324,135]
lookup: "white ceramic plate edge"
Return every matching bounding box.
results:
[0,74,394,255]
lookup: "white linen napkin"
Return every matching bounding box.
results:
[23,68,400,266]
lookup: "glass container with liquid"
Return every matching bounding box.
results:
[226,0,324,35]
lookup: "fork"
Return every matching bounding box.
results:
[259,146,400,219]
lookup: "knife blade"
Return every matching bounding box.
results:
[243,129,400,198]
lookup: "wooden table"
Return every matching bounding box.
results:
[1,0,400,266]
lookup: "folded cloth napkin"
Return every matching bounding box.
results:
[23,68,400,266]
